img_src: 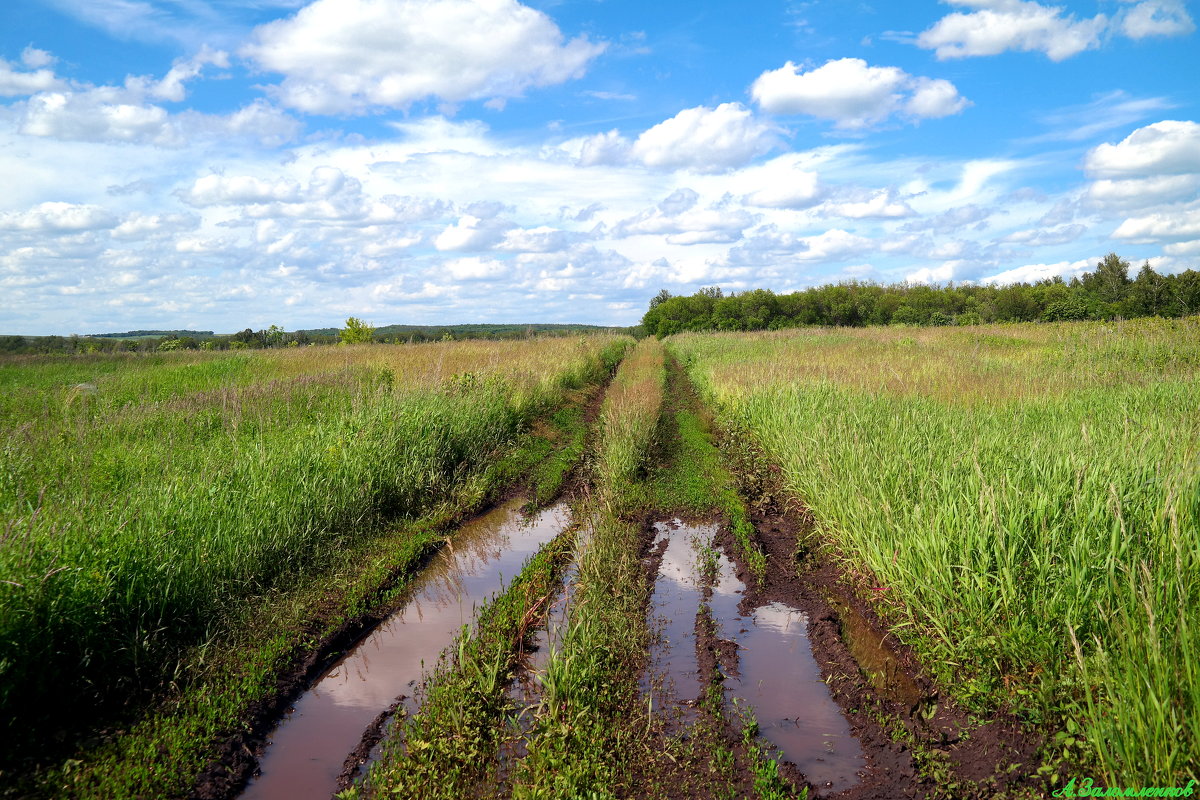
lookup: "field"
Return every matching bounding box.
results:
[1,321,1197,798]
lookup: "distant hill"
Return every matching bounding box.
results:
[297,322,624,338]
[89,330,215,339]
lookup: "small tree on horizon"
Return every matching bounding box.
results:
[339,317,376,344]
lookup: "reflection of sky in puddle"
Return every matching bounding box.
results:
[643,520,716,706]
[724,599,865,792]
[240,498,570,800]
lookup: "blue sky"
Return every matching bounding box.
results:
[1,0,1197,334]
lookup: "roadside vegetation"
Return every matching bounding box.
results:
[670,317,1200,785]
[0,335,629,796]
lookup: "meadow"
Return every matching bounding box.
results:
[3,318,1197,798]
[671,318,1200,784]
[0,337,628,763]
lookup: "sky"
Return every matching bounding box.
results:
[1,0,1198,334]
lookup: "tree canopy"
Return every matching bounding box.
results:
[641,255,1200,337]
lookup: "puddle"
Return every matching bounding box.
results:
[723,601,865,792]
[646,519,866,793]
[239,497,572,800]
[642,520,717,708]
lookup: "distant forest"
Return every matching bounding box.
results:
[0,323,619,356]
[642,254,1200,336]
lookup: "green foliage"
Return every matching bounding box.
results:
[339,316,376,344]
[641,254,1200,335]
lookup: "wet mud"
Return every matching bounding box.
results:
[236,497,571,800]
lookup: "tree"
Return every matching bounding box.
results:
[340,317,376,344]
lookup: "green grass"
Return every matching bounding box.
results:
[511,339,667,798]
[669,318,1200,785]
[0,336,630,773]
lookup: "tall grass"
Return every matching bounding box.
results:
[595,338,666,504]
[670,318,1200,784]
[0,337,629,749]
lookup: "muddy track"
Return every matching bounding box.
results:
[713,426,1044,800]
[191,378,613,800]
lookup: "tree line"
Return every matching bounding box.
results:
[641,254,1200,336]
[0,320,625,356]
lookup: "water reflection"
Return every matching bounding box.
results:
[239,498,571,800]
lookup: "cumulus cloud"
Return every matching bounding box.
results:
[750,58,968,129]
[111,212,199,240]
[916,0,1107,61]
[817,188,915,219]
[183,174,304,206]
[0,202,117,233]
[979,257,1095,284]
[242,0,605,114]
[0,54,64,96]
[1084,120,1200,177]
[1112,207,1200,240]
[1087,174,1200,208]
[442,256,508,279]
[434,214,512,251]
[613,191,758,242]
[1119,0,1195,38]
[630,103,780,172]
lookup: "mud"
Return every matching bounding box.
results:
[236,498,571,800]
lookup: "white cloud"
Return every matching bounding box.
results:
[1001,223,1087,246]
[183,174,304,206]
[0,55,64,97]
[21,47,57,69]
[1119,0,1195,38]
[818,188,915,219]
[1087,174,1200,208]
[1084,120,1200,178]
[242,0,605,114]
[1112,206,1200,240]
[434,214,512,251]
[630,103,780,172]
[442,256,507,279]
[575,129,632,167]
[916,0,1107,61]
[979,257,1095,284]
[140,46,229,102]
[0,202,117,233]
[111,212,199,239]
[750,58,968,129]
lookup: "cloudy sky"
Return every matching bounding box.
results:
[1,0,1198,334]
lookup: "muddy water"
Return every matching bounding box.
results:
[648,520,866,793]
[726,601,865,791]
[239,498,571,800]
[642,520,717,707]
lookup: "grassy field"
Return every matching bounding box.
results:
[0,337,628,770]
[670,318,1200,784]
[5,318,1197,797]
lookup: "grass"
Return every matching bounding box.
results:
[669,318,1200,785]
[0,335,630,787]
[511,338,667,798]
